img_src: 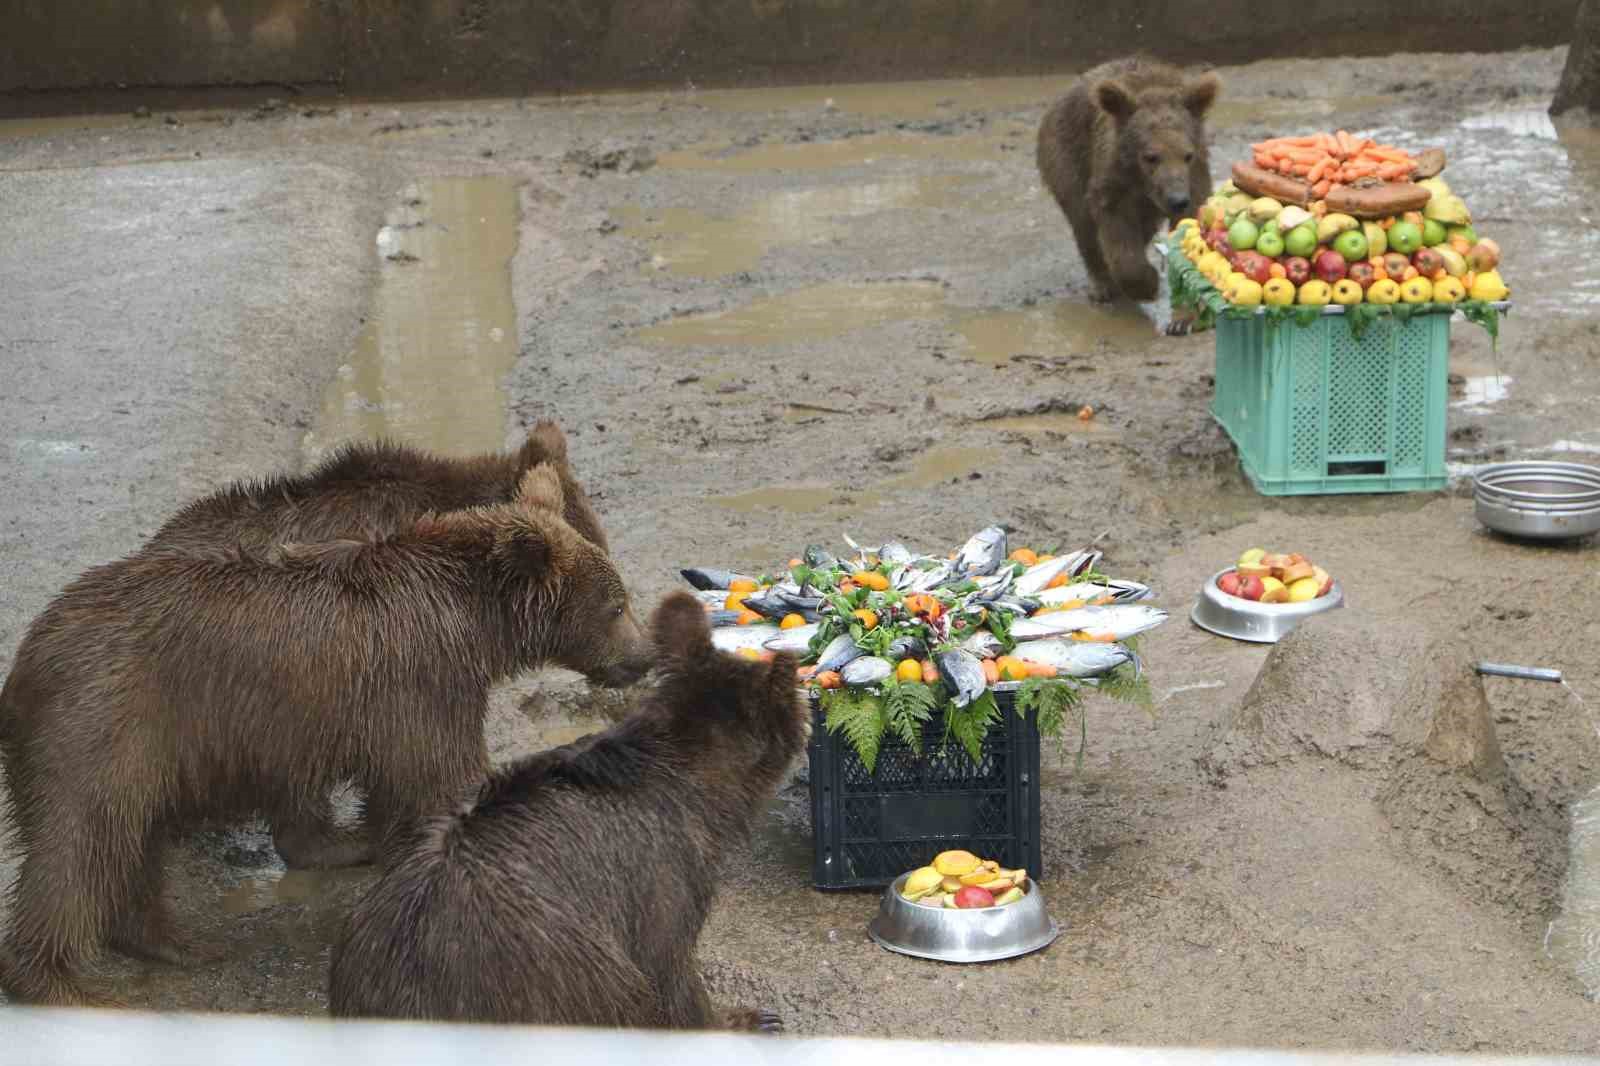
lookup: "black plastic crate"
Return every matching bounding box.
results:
[807,689,1043,891]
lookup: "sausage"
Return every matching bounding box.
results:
[1324,180,1432,219]
[1231,162,1312,206]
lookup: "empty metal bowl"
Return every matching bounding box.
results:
[867,873,1059,963]
[1473,461,1600,541]
[1190,568,1344,644]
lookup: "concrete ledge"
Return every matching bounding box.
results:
[0,1,1585,108]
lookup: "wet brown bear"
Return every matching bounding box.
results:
[1037,56,1220,315]
[0,465,652,1007]
[327,591,808,1032]
[150,419,610,556]
[143,419,613,870]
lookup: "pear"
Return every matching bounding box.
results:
[1362,221,1388,258]
[1423,193,1471,226]
[1469,269,1509,301]
[901,866,945,901]
[1315,212,1359,244]
[1434,245,1468,277]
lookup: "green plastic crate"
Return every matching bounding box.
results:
[1211,309,1451,495]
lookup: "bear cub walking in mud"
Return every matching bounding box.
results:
[145,419,614,871]
[0,465,652,1007]
[1037,56,1220,315]
[329,591,809,1032]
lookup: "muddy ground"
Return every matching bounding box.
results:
[2,45,1599,1053]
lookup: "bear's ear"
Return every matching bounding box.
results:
[515,463,565,515]
[651,591,713,663]
[1094,79,1138,122]
[492,516,577,583]
[518,419,569,468]
[1182,72,1221,118]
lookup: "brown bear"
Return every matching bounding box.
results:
[1037,56,1220,324]
[142,419,614,870]
[149,419,610,556]
[327,591,807,1032]
[0,465,653,1007]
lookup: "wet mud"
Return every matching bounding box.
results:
[2,42,1600,1053]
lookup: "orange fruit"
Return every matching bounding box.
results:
[1036,554,1055,563]
[996,656,1029,682]
[787,557,803,568]
[814,671,843,689]
[896,659,922,683]
[729,578,758,594]
[851,608,878,630]
[737,648,761,660]
[1008,548,1038,566]
[723,591,748,610]
[779,613,806,630]
[1045,573,1070,589]
[838,580,856,594]
[736,609,763,626]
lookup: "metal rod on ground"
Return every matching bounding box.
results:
[1475,662,1564,683]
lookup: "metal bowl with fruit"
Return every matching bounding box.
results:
[1190,549,1344,644]
[867,851,1059,964]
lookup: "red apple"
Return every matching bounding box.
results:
[1213,235,1235,259]
[1237,251,1274,285]
[1383,252,1411,278]
[1283,256,1312,286]
[1217,571,1243,597]
[1237,574,1265,601]
[1347,262,1377,290]
[1412,247,1444,276]
[1312,248,1347,284]
[953,885,996,909]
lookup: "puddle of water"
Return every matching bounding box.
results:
[1451,373,1513,410]
[636,280,946,347]
[1461,107,1560,141]
[0,114,140,140]
[710,446,998,515]
[655,128,1011,174]
[1549,440,1600,456]
[219,868,364,917]
[981,412,1107,435]
[955,301,1157,366]
[301,176,521,463]
[1207,94,1394,132]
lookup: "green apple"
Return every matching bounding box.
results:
[1283,223,1318,258]
[1422,218,1447,247]
[1332,229,1368,263]
[1227,217,1260,251]
[1387,220,1423,255]
[1255,228,1285,258]
[1446,224,1478,246]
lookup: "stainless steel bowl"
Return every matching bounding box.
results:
[867,873,1059,964]
[1472,461,1600,541]
[1189,567,1344,644]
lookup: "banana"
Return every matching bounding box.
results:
[1362,221,1387,258]
[1315,212,1359,244]
[1423,193,1471,225]
[1276,205,1313,232]
[1248,197,1283,224]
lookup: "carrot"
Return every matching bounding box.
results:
[1364,146,1411,163]
[1306,156,1332,184]
[1312,178,1332,200]
[1024,661,1058,679]
[981,659,1000,685]
[1277,158,1294,175]
[1342,162,1378,179]
[1376,162,1408,181]
[1254,152,1276,169]
[1290,163,1311,176]
[1336,130,1357,156]
[815,670,843,689]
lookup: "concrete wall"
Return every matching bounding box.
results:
[1,0,1583,106]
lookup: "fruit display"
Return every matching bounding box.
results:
[680,527,1165,769]
[899,850,1029,909]
[1174,130,1510,311]
[1214,547,1335,604]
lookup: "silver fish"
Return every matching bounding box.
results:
[1009,605,1168,641]
[690,589,732,607]
[1037,580,1151,605]
[841,656,894,686]
[970,569,1015,601]
[1057,549,1103,577]
[815,633,867,672]
[708,610,745,628]
[739,588,793,620]
[682,567,755,591]
[959,630,1005,658]
[1013,555,1077,597]
[763,622,820,653]
[955,525,1008,577]
[711,625,782,654]
[1011,639,1132,678]
[879,541,916,566]
[935,647,988,708]
[907,561,954,592]
[887,634,928,661]
[802,544,837,570]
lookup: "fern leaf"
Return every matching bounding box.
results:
[822,689,888,773]
[884,681,936,756]
[946,690,1001,765]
